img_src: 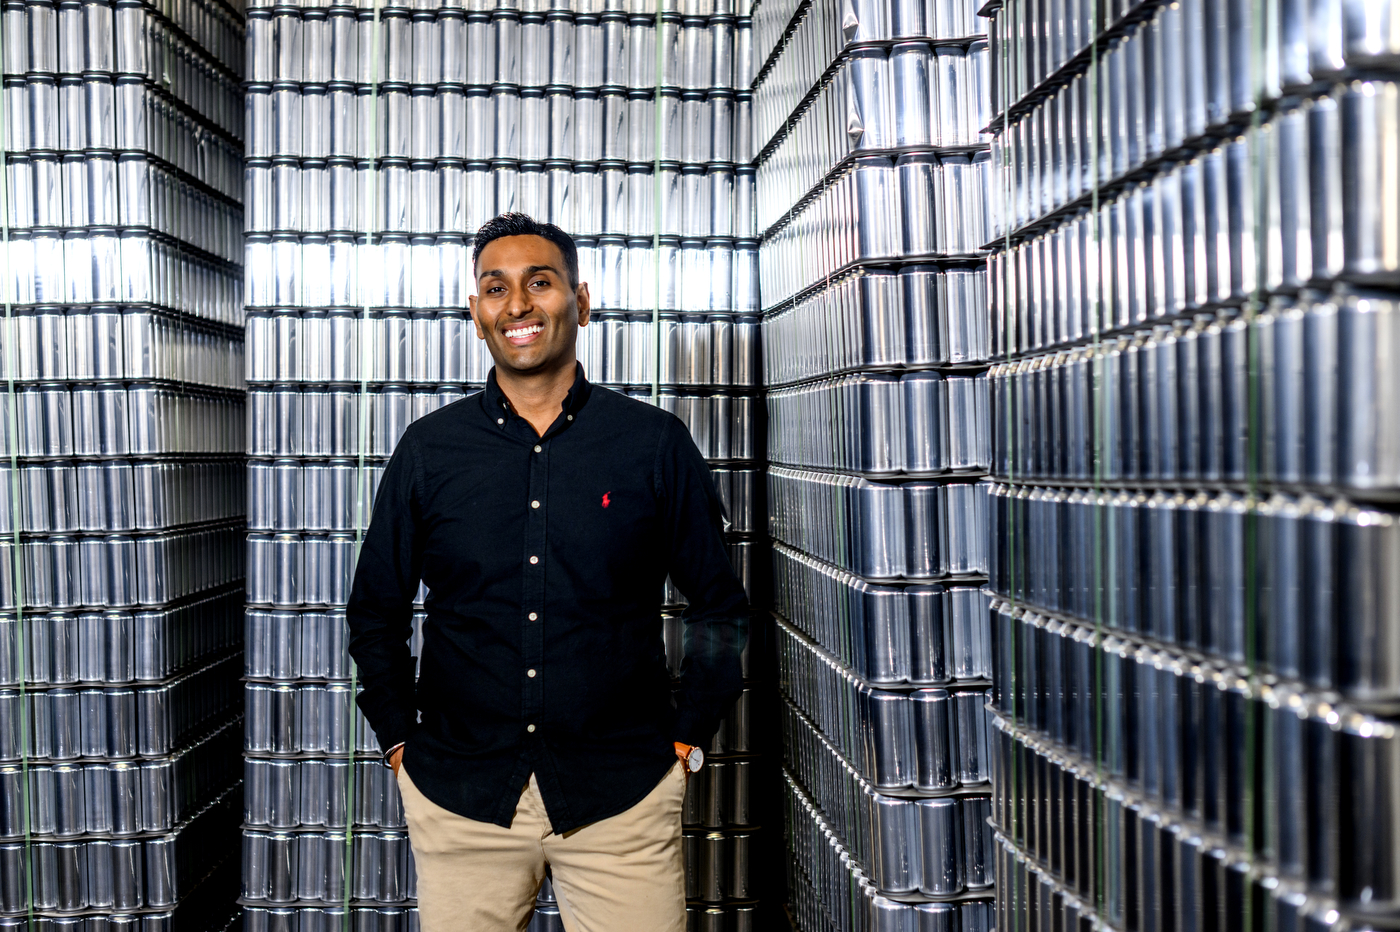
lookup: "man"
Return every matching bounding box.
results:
[346,212,749,932]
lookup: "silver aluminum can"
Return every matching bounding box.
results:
[898,154,939,256]
[918,797,964,895]
[848,47,893,151]
[892,42,933,147]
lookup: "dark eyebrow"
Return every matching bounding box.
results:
[476,265,562,282]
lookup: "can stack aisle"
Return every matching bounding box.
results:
[237,3,768,929]
[0,0,248,926]
[752,0,998,927]
[980,0,1400,927]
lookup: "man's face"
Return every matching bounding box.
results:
[469,234,590,377]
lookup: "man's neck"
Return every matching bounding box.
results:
[496,361,577,437]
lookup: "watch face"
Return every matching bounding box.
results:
[687,747,704,772]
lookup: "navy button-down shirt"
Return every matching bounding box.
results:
[346,366,749,832]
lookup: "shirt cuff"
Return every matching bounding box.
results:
[382,742,405,768]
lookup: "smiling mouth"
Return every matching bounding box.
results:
[503,322,544,345]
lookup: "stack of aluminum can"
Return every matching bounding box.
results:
[981,0,1400,928]
[752,0,997,927]
[0,0,248,926]
[238,3,767,929]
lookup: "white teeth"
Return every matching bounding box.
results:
[505,323,543,337]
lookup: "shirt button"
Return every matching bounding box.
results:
[531,500,540,508]
[528,612,537,620]
[527,669,537,678]
[533,445,542,453]
[529,555,539,564]
[567,415,573,421]
[497,418,504,425]
[527,724,536,733]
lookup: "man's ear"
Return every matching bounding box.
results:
[469,295,485,339]
[576,282,591,326]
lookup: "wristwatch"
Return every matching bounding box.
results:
[674,742,704,773]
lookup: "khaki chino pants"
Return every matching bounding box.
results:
[397,763,688,932]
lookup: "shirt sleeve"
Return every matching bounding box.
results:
[658,416,750,746]
[346,433,425,755]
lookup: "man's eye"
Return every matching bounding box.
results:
[531,279,549,288]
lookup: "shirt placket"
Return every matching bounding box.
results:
[521,432,548,742]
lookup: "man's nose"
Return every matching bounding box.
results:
[505,285,533,316]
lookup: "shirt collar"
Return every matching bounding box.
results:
[483,363,594,424]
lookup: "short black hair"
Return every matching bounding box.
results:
[472,213,579,289]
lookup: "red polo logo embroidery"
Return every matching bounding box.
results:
[601,492,611,508]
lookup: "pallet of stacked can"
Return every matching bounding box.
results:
[978,0,1400,926]
[0,0,248,924]
[240,1,766,927]
[750,0,997,926]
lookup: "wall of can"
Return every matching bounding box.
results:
[753,0,997,928]
[980,0,1400,927]
[238,2,771,930]
[0,0,248,925]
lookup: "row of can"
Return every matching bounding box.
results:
[5,74,240,173]
[988,483,1400,697]
[247,9,755,91]
[0,524,243,611]
[762,268,989,385]
[242,751,759,834]
[0,717,239,839]
[241,902,761,932]
[245,0,756,11]
[778,621,990,793]
[772,545,991,687]
[783,703,993,897]
[247,311,759,386]
[991,95,1396,336]
[0,461,242,535]
[752,0,986,150]
[759,153,992,306]
[990,293,1400,490]
[2,383,241,457]
[245,602,758,684]
[245,159,758,240]
[0,788,238,915]
[756,43,988,233]
[2,308,243,388]
[6,152,241,262]
[0,588,240,687]
[990,602,1400,896]
[246,386,758,461]
[782,773,995,932]
[247,453,758,531]
[4,139,238,224]
[0,655,238,762]
[243,678,756,758]
[243,235,760,314]
[243,826,762,906]
[1,0,244,78]
[5,230,243,322]
[768,468,988,581]
[247,85,756,167]
[841,42,987,155]
[251,530,758,614]
[242,0,754,10]
[768,372,990,477]
[989,715,1397,930]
